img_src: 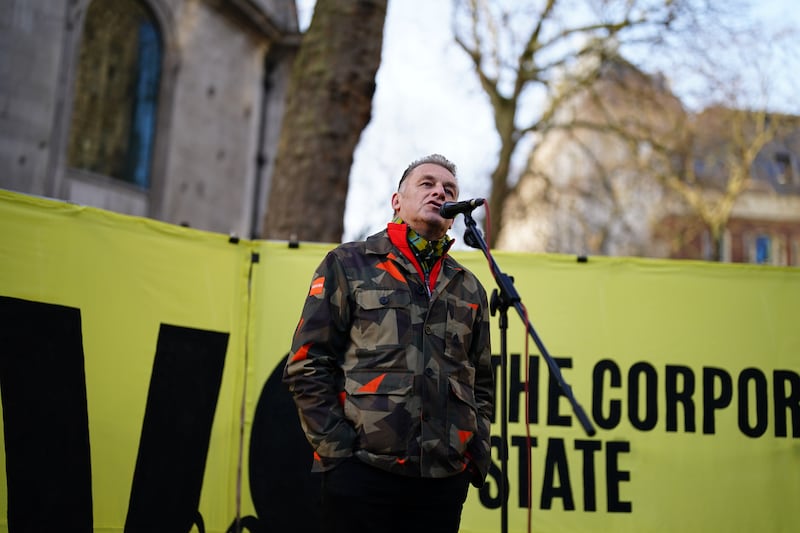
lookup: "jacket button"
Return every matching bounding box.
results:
[424,367,434,377]
[424,325,432,334]
[379,296,389,305]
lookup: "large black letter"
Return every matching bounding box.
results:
[511,434,538,509]
[592,360,621,430]
[774,370,800,437]
[509,354,539,424]
[574,439,601,512]
[628,362,658,431]
[479,435,507,509]
[606,441,632,513]
[0,296,93,532]
[547,358,573,427]
[703,367,733,434]
[665,365,696,433]
[244,354,321,532]
[125,324,228,532]
[540,438,574,510]
[738,368,768,438]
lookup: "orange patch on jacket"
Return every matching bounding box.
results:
[376,260,404,282]
[309,277,325,296]
[357,373,386,393]
[291,343,311,362]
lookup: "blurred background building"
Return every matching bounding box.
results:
[497,56,800,265]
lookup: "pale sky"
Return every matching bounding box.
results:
[296,1,800,245]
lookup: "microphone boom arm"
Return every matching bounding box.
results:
[461,211,596,437]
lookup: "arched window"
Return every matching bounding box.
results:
[67,0,162,189]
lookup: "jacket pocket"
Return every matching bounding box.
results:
[344,369,415,455]
[447,375,479,455]
[352,288,412,350]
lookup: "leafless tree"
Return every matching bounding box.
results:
[496,54,686,256]
[451,0,754,245]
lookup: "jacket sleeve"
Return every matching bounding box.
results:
[467,281,494,487]
[283,251,356,470]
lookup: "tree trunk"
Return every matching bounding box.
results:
[261,0,387,243]
[487,137,514,246]
[709,222,724,262]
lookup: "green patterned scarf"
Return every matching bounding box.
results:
[393,217,452,273]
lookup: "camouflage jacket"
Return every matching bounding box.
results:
[283,223,493,486]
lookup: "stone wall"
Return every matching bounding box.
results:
[0,0,299,237]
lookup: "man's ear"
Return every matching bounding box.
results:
[391,191,400,212]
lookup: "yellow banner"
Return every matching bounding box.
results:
[1,189,798,532]
[454,252,800,532]
[0,191,253,532]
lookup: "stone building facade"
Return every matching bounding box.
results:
[497,57,800,266]
[1,0,300,238]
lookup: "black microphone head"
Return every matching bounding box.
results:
[438,201,458,218]
[439,198,485,218]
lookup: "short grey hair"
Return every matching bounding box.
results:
[398,153,457,189]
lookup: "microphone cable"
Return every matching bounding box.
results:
[480,203,535,533]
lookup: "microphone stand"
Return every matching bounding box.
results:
[460,209,596,533]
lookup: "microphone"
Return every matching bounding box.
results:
[439,198,485,218]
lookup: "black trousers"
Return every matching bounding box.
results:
[321,457,472,533]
